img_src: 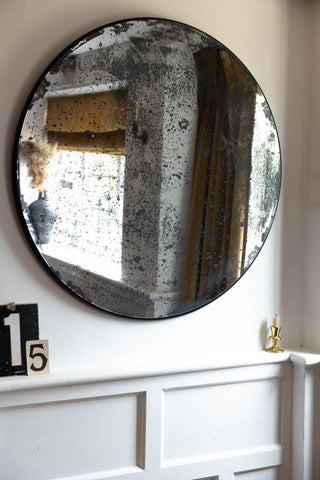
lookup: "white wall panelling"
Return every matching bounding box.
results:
[291,354,320,480]
[163,378,280,463]
[0,359,292,480]
[234,468,278,480]
[0,393,144,479]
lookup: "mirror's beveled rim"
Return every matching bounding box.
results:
[12,16,282,320]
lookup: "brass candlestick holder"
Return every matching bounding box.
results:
[266,326,284,353]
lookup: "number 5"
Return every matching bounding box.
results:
[26,340,49,375]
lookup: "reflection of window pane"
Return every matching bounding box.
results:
[245,93,280,268]
[43,150,125,280]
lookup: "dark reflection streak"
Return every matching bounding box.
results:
[240,149,252,273]
[196,128,214,302]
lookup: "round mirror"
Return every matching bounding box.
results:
[14,18,281,319]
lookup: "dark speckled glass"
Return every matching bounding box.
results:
[13,18,281,319]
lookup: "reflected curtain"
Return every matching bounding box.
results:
[46,90,127,155]
[183,47,256,303]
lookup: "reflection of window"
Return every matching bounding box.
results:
[41,89,128,280]
[245,93,280,267]
[43,151,125,280]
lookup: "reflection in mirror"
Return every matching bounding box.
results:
[15,19,281,318]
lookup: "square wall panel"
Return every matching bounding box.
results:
[162,378,280,464]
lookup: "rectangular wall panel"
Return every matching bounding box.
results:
[162,378,280,464]
[235,467,278,479]
[0,393,143,480]
[194,476,219,479]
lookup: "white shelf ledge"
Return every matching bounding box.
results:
[0,349,299,394]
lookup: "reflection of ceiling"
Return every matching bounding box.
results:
[47,20,211,97]
[73,19,211,56]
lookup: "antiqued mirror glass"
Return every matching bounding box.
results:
[14,18,281,318]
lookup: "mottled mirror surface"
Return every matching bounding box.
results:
[15,18,281,318]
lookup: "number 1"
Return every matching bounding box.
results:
[4,313,22,366]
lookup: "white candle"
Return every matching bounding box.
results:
[273,314,280,328]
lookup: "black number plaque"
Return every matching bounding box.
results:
[0,304,39,376]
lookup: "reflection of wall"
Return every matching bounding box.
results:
[121,54,165,294]
[121,38,199,317]
[155,42,197,315]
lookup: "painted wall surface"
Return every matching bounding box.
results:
[0,0,310,375]
[302,0,320,350]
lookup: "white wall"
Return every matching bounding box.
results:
[302,0,320,350]
[0,0,311,375]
